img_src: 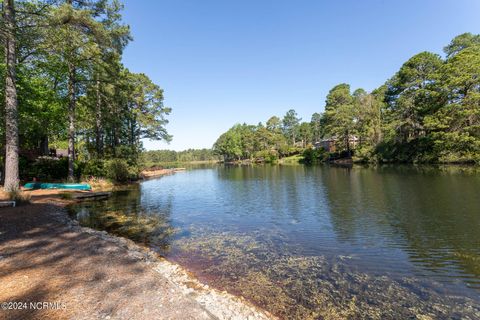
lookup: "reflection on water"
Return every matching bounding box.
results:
[73,189,177,251]
[69,165,480,319]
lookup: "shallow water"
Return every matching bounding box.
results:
[69,165,480,319]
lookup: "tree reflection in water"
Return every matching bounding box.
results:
[69,165,480,319]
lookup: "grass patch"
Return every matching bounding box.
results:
[7,189,31,204]
[279,154,303,164]
[60,192,74,200]
[81,177,115,191]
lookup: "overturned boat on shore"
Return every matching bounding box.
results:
[23,182,92,191]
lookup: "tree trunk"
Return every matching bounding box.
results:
[345,130,350,157]
[111,92,119,156]
[67,64,76,181]
[95,78,103,157]
[130,118,135,147]
[3,0,19,192]
[40,135,49,155]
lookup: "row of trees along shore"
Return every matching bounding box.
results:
[213,33,480,165]
[1,0,171,191]
[140,149,221,167]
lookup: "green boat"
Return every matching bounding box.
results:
[23,182,92,191]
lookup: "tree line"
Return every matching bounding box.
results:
[213,109,315,162]
[214,33,480,164]
[141,149,221,166]
[1,0,171,190]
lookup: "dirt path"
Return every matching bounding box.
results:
[0,200,272,320]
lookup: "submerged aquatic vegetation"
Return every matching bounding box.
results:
[174,228,480,320]
[86,209,178,250]
[69,166,480,320]
[69,203,480,319]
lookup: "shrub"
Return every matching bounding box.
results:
[104,159,138,182]
[301,148,328,164]
[81,177,114,191]
[74,160,86,180]
[254,150,279,163]
[31,156,68,180]
[8,190,31,204]
[82,159,105,177]
[374,137,436,164]
[353,145,375,163]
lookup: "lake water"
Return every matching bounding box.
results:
[69,165,480,319]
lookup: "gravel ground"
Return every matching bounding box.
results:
[0,197,273,320]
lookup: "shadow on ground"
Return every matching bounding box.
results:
[0,203,212,320]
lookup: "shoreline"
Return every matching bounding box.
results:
[0,191,274,320]
[140,167,186,179]
[63,205,275,320]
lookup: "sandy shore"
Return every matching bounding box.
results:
[141,168,186,179]
[0,192,274,320]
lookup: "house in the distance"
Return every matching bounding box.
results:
[314,136,359,152]
[53,149,69,158]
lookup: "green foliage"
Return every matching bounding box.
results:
[298,122,313,148]
[2,6,480,180]
[266,116,281,131]
[352,145,376,163]
[113,145,139,166]
[74,160,86,179]
[377,39,480,164]
[384,52,444,144]
[141,149,220,165]
[104,159,137,182]
[213,125,244,160]
[0,0,171,182]
[254,149,279,163]
[280,154,304,164]
[29,157,69,180]
[82,159,105,177]
[16,66,66,150]
[282,109,301,145]
[425,45,480,163]
[444,32,480,58]
[322,84,358,154]
[310,112,323,143]
[301,148,328,164]
[214,120,296,161]
[214,33,480,165]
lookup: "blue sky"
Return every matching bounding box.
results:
[121,0,480,151]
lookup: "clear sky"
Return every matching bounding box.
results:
[120,0,480,151]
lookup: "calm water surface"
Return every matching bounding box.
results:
[69,165,480,319]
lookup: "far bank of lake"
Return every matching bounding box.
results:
[69,164,480,319]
